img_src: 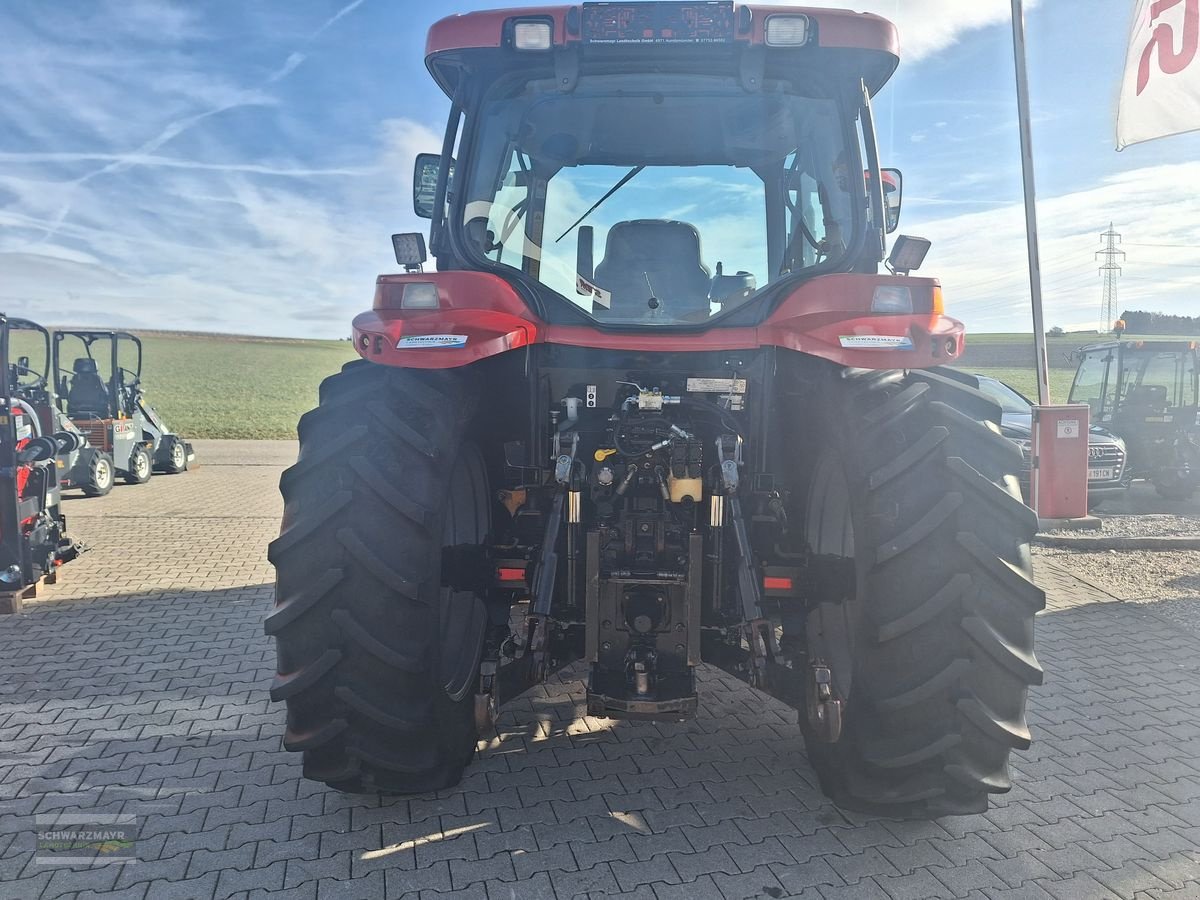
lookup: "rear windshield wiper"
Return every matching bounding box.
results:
[554,165,643,243]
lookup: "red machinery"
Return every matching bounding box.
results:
[267,3,1043,818]
[0,316,83,612]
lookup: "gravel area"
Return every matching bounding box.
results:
[1033,545,1200,601]
[1134,596,1200,635]
[1042,512,1200,538]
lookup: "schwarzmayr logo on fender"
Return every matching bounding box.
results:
[396,334,469,349]
[838,335,914,350]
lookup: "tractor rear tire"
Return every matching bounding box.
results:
[266,359,490,794]
[124,446,152,485]
[797,366,1044,818]
[81,450,115,497]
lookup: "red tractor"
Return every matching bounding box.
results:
[268,3,1044,817]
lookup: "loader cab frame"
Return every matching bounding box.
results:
[52,330,144,423]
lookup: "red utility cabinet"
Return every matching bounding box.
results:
[1030,404,1090,520]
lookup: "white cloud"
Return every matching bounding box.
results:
[908,161,1200,331]
[0,116,439,337]
[794,0,1040,62]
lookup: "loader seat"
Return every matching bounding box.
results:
[67,358,110,418]
[593,220,711,318]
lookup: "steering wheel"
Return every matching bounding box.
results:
[9,363,46,391]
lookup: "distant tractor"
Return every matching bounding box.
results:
[0,315,83,608]
[52,330,194,493]
[267,3,1044,817]
[1069,339,1199,499]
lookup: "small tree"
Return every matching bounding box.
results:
[1047,326,1065,336]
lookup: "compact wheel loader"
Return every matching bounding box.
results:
[268,3,1044,817]
[52,330,194,492]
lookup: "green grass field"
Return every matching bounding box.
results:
[10,329,356,440]
[136,333,357,439]
[956,366,1075,403]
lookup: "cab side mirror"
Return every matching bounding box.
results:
[881,168,903,233]
[413,154,441,219]
[413,153,455,219]
[17,356,29,372]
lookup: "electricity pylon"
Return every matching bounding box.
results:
[1097,223,1124,331]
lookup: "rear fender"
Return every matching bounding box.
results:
[352,272,539,370]
[757,274,964,369]
[352,271,963,370]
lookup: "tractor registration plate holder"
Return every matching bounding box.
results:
[581,2,736,45]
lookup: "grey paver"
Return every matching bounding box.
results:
[1,441,1198,900]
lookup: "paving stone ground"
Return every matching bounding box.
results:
[1,439,1199,899]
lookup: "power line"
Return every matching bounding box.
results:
[1097,223,1124,329]
[1122,241,1198,248]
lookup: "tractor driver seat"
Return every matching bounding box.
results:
[593,220,712,319]
[67,358,110,418]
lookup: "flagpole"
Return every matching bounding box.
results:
[1010,0,1051,406]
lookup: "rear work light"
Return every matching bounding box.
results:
[513,20,552,50]
[764,14,810,46]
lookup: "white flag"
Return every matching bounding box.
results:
[1116,0,1200,149]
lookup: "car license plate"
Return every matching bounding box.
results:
[1088,467,1114,481]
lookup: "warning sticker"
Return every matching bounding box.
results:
[686,378,747,394]
[397,334,468,349]
[576,273,612,310]
[838,335,914,350]
[1056,419,1081,439]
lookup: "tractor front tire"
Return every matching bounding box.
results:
[159,435,189,474]
[1153,443,1199,500]
[124,446,152,485]
[81,450,115,497]
[798,367,1045,818]
[266,360,490,794]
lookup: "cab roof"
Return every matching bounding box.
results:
[1082,339,1200,352]
[426,3,899,95]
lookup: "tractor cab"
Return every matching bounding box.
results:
[386,2,941,342]
[1069,339,1200,497]
[52,330,193,491]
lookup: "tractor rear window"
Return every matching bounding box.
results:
[459,73,859,325]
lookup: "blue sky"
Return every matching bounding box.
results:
[1,0,1198,337]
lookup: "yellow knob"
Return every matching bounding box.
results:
[594,448,618,462]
